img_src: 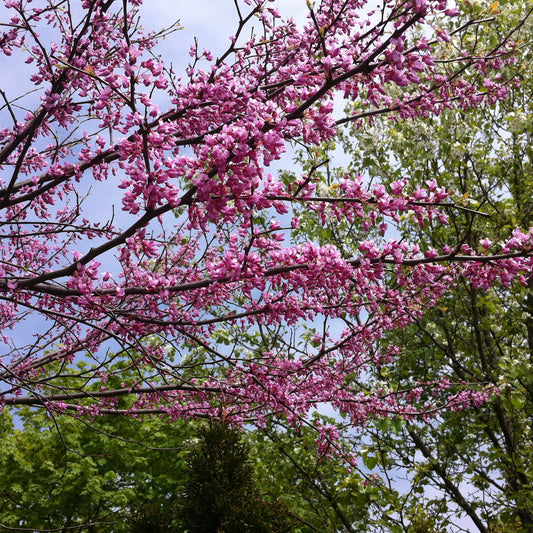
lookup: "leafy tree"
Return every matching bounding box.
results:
[249,417,380,533]
[0,368,337,532]
[0,361,193,532]
[308,0,533,530]
[0,408,194,532]
[0,404,301,532]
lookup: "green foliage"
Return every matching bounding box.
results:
[0,400,192,531]
[179,422,292,533]
[325,1,533,530]
[249,418,381,533]
[126,502,179,533]
[0,357,374,533]
[1,404,373,533]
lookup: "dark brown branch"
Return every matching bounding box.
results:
[2,248,530,298]
[2,382,228,406]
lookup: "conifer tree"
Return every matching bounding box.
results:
[180,423,291,533]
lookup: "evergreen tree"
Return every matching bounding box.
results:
[179,423,292,533]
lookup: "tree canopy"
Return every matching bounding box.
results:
[0,0,532,501]
[310,1,533,529]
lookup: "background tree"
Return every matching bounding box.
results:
[297,0,533,530]
[179,422,292,533]
[0,360,194,532]
[0,398,300,532]
[250,416,389,533]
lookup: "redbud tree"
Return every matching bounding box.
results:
[0,0,531,454]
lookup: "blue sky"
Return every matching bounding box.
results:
[139,0,309,72]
